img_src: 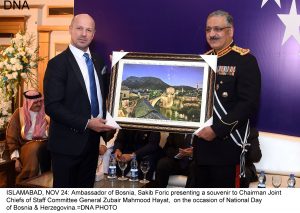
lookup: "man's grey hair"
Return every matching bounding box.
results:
[207,10,234,26]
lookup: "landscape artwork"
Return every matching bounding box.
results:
[119,63,203,121]
[109,52,215,132]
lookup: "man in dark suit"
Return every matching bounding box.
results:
[43,14,114,187]
[194,10,261,187]
[155,133,194,187]
[113,129,160,180]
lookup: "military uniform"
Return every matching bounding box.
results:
[193,42,261,187]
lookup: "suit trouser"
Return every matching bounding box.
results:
[51,134,99,188]
[155,157,190,188]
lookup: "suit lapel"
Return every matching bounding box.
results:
[91,53,107,118]
[66,48,89,98]
[65,48,107,118]
[91,53,106,98]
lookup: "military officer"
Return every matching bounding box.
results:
[193,10,261,188]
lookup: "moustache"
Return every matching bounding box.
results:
[209,36,219,41]
[78,37,87,40]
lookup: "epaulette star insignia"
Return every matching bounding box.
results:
[232,45,250,56]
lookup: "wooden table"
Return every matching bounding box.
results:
[17,172,149,188]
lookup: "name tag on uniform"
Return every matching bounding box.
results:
[217,66,236,76]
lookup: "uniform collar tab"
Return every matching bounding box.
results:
[215,41,234,58]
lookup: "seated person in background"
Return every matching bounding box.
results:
[185,128,261,188]
[113,129,160,180]
[155,133,194,187]
[6,90,51,183]
[96,129,119,178]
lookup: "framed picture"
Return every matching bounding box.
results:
[108,52,216,133]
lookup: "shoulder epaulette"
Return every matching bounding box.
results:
[204,49,214,55]
[232,45,250,56]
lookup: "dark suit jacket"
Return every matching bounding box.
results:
[113,129,160,159]
[163,133,193,170]
[164,133,192,159]
[43,47,108,156]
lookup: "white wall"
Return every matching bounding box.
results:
[50,31,70,59]
[0,7,39,47]
[1,0,73,27]
[0,0,74,46]
[39,0,73,26]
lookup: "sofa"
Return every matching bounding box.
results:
[166,131,300,188]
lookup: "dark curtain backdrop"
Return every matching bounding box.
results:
[75,0,300,137]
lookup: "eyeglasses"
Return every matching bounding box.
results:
[205,26,231,33]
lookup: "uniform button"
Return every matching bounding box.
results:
[220,81,223,84]
[222,92,228,98]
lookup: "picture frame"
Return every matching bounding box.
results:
[108,52,216,133]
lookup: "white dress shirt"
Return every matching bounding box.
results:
[69,44,103,118]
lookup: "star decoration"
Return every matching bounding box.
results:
[261,0,281,8]
[277,0,300,45]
